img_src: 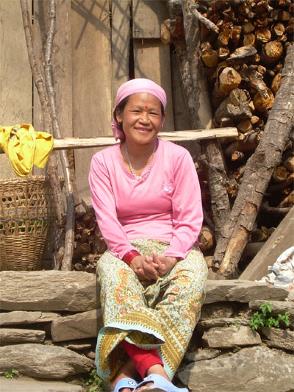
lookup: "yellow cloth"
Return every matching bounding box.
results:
[0,124,54,177]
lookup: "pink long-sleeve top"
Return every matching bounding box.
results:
[88,139,203,260]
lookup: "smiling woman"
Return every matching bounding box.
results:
[116,93,163,179]
[88,78,208,392]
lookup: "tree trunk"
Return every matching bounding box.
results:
[214,43,294,278]
[204,140,231,239]
[44,0,74,271]
[169,1,231,238]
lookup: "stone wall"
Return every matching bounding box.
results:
[0,271,293,391]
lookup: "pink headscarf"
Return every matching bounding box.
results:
[112,78,167,141]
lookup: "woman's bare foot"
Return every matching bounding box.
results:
[111,359,138,392]
[147,364,169,379]
[136,364,170,391]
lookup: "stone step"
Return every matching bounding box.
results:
[0,376,84,392]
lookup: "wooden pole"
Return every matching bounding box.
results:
[0,127,238,153]
[214,43,294,278]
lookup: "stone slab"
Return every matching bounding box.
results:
[0,376,84,392]
[0,311,61,326]
[0,271,97,311]
[179,346,294,392]
[0,272,288,313]
[262,327,294,352]
[205,280,288,304]
[185,348,221,362]
[200,303,235,320]
[51,309,102,342]
[0,329,45,345]
[0,344,93,379]
[202,326,262,348]
[198,317,249,329]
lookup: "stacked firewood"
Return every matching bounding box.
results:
[197,2,292,185]
[73,209,107,273]
[196,0,293,252]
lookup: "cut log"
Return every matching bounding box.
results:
[253,87,275,112]
[218,47,230,60]
[228,45,257,61]
[240,207,294,280]
[255,27,271,43]
[231,25,242,47]
[231,151,245,162]
[199,225,214,252]
[250,115,260,125]
[273,22,285,37]
[225,132,260,160]
[279,191,294,208]
[214,88,252,126]
[271,73,282,95]
[283,156,294,172]
[161,19,171,44]
[243,68,267,94]
[262,40,284,63]
[237,119,252,133]
[242,22,255,34]
[201,45,219,68]
[217,22,233,46]
[213,43,294,278]
[272,165,290,183]
[243,33,256,46]
[216,67,242,97]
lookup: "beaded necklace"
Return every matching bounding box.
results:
[125,140,158,181]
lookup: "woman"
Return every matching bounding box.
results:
[89,78,208,392]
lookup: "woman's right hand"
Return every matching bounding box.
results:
[129,255,159,282]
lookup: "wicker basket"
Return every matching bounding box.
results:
[0,176,54,271]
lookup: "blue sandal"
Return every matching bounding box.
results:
[113,377,138,392]
[135,374,189,392]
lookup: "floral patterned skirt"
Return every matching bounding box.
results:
[95,239,208,382]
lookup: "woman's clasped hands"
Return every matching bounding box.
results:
[130,252,178,283]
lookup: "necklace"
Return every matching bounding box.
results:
[125,141,157,181]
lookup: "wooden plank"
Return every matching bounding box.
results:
[170,50,191,131]
[51,127,237,149]
[240,207,294,281]
[0,127,238,154]
[71,0,112,198]
[0,0,32,179]
[132,0,168,39]
[111,0,131,104]
[134,40,175,131]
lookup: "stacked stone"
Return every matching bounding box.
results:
[179,280,294,392]
[0,271,97,383]
[0,272,293,392]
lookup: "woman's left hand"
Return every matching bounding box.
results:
[152,254,178,276]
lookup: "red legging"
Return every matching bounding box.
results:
[121,340,163,378]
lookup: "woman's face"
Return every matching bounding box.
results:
[116,93,164,146]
